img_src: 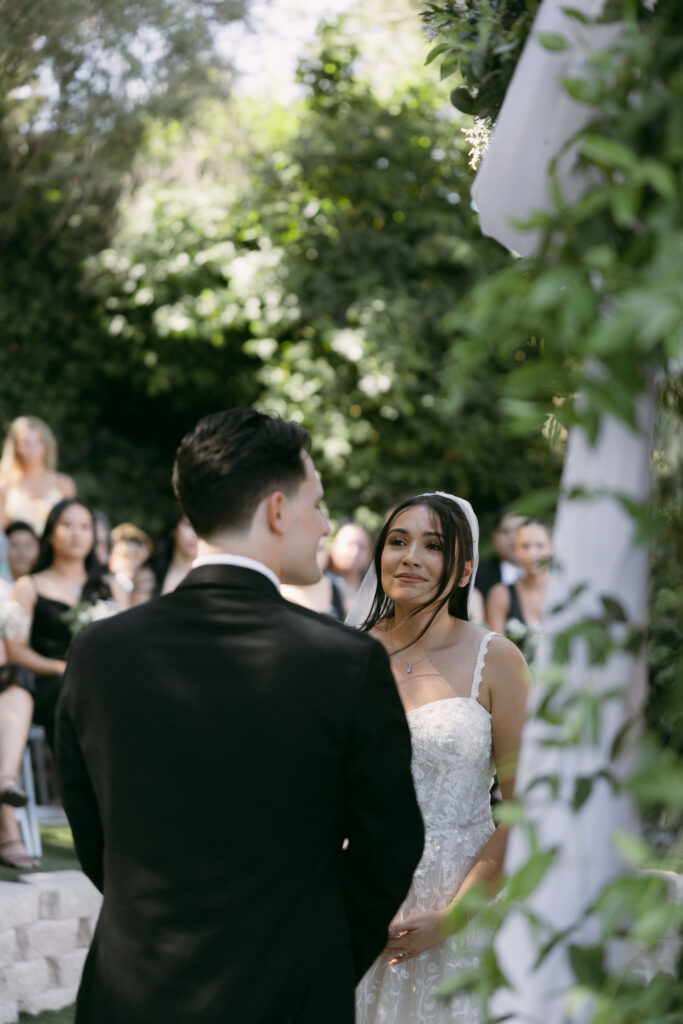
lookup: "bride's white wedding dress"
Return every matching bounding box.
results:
[356,630,497,1024]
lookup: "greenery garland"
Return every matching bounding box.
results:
[424,0,683,1018]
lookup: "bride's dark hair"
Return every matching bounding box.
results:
[360,494,474,642]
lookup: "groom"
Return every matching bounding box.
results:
[56,409,424,1024]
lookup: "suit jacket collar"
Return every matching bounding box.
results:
[177,563,282,598]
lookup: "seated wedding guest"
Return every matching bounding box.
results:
[0,522,40,604]
[129,507,198,606]
[93,510,112,567]
[486,518,552,657]
[109,522,153,596]
[0,499,123,868]
[0,416,76,535]
[475,508,525,603]
[328,522,372,612]
[281,539,346,620]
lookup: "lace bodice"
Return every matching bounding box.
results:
[408,698,493,835]
[356,630,498,1023]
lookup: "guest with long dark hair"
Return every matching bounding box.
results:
[129,506,198,606]
[0,499,123,868]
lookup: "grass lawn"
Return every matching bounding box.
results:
[18,1010,74,1024]
[0,825,79,884]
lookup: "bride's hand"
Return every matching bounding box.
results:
[384,909,448,964]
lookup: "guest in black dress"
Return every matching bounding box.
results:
[486,519,552,650]
[0,499,123,868]
[476,509,525,603]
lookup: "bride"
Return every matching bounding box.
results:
[349,492,529,1023]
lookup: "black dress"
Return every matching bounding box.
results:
[29,595,74,748]
[0,593,97,748]
[507,583,525,624]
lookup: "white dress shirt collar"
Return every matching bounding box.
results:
[191,554,281,592]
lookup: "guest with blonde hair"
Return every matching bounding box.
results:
[0,417,76,535]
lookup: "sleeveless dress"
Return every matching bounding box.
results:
[29,595,74,746]
[1,593,83,747]
[356,631,497,1024]
[3,484,66,536]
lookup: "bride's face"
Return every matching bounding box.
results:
[380,504,446,607]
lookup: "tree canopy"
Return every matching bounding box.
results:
[0,16,561,529]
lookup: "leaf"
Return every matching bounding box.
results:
[572,775,593,810]
[524,774,561,799]
[578,135,638,170]
[611,830,653,868]
[600,595,628,622]
[609,184,642,227]
[631,904,682,945]
[437,966,480,1000]
[449,87,477,114]
[568,944,607,989]
[563,76,602,105]
[610,718,637,759]
[639,160,677,198]
[439,55,461,81]
[538,32,569,51]
[533,925,575,968]
[493,800,527,826]
[437,966,479,999]
[561,6,590,24]
[443,883,489,935]
[425,43,450,66]
[507,848,558,902]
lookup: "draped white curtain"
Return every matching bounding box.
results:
[471,0,618,257]
[491,395,655,1022]
[470,1,656,1019]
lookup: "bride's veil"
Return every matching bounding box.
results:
[344,492,480,628]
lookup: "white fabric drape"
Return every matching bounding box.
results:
[471,0,619,256]
[491,393,655,1023]
[468,0,656,1018]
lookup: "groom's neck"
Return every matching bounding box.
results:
[196,535,281,577]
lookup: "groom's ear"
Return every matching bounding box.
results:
[264,490,288,536]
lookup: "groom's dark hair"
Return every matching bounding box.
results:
[173,409,311,538]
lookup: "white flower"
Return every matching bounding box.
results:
[505,617,528,641]
[331,329,365,362]
[62,600,121,636]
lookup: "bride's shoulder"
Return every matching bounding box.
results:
[481,631,528,690]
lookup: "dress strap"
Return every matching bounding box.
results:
[471,631,496,701]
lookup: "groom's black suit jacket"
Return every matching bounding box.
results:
[56,565,424,1024]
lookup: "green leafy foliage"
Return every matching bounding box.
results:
[425,0,683,1018]
[422,0,539,119]
[0,0,250,527]
[73,25,561,526]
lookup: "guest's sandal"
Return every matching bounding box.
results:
[0,775,28,807]
[0,838,39,869]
